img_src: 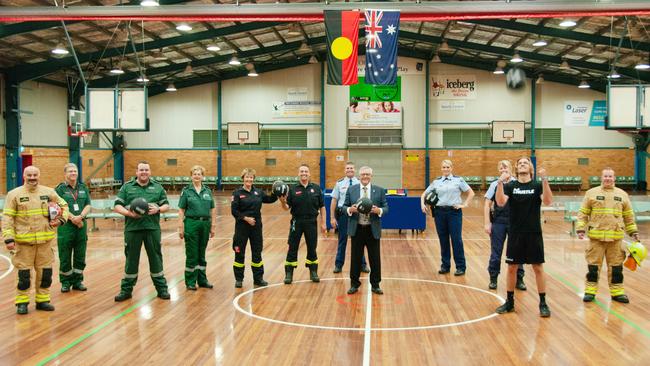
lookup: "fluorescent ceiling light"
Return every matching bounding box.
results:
[510,52,523,63]
[532,39,547,47]
[51,43,69,55]
[559,20,577,27]
[140,0,159,6]
[176,23,192,32]
[578,80,590,89]
[206,44,221,52]
[166,83,177,92]
[493,66,504,75]
[229,55,241,65]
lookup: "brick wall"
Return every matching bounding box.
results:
[81,149,114,181]
[25,147,69,188]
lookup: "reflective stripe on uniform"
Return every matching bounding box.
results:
[610,288,625,296]
[584,286,598,295]
[60,269,74,276]
[305,259,319,265]
[285,261,298,267]
[625,223,638,233]
[3,208,48,217]
[233,261,245,268]
[579,207,591,215]
[587,229,624,240]
[251,261,264,267]
[185,267,196,272]
[196,265,206,270]
[35,293,51,303]
[590,208,622,215]
[622,209,634,217]
[73,269,83,274]
[151,271,165,277]
[15,295,30,304]
[124,273,138,279]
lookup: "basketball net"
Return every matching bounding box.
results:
[238,138,246,145]
[505,137,514,146]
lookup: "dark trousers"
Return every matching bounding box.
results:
[233,220,264,281]
[350,225,381,288]
[488,222,525,278]
[285,219,318,268]
[334,210,366,268]
[57,222,87,286]
[120,230,167,293]
[184,218,211,286]
[434,208,466,271]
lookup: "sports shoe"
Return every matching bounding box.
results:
[333,266,342,273]
[612,294,629,303]
[583,293,595,302]
[157,290,170,300]
[361,266,371,273]
[35,302,55,311]
[61,284,71,293]
[254,280,268,287]
[496,300,515,314]
[539,303,551,317]
[114,292,132,302]
[235,280,243,288]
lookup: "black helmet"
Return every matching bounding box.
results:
[356,197,373,214]
[424,190,438,207]
[272,180,289,197]
[130,197,149,216]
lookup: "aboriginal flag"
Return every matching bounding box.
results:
[325,10,359,85]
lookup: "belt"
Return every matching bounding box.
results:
[186,216,211,221]
[436,206,456,210]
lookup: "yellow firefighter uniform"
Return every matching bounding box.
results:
[576,185,637,297]
[2,185,69,305]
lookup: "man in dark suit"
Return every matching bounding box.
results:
[342,166,389,295]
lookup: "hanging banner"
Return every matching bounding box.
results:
[363,9,400,85]
[430,74,477,99]
[272,101,321,119]
[349,76,402,129]
[358,56,423,76]
[564,101,591,126]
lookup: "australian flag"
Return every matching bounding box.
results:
[364,10,400,85]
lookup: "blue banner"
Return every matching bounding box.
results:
[589,100,607,126]
[364,10,400,85]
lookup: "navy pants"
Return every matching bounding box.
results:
[434,207,465,271]
[334,209,366,268]
[488,222,525,278]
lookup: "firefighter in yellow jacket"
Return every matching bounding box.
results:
[2,166,69,314]
[576,168,638,303]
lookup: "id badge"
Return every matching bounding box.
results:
[73,203,80,211]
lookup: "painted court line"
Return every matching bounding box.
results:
[546,269,650,339]
[0,253,14,281]
[362,276,372,366]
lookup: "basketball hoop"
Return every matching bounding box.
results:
[238,138,246,145]
[81,132,94,145]
[505,136,514,146]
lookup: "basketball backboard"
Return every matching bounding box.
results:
[86,87,149,131]
[491,121,525,143]
[228,122,260,144]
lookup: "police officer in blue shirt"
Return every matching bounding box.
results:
[330,162,368,274]
[421,159,475,276]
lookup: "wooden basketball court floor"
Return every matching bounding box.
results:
[0,193,649,365]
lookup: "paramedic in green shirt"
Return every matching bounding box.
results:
[178,165,215,290]
[113,161,171,302]
[55,163,92,293]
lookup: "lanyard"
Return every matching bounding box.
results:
[68,185,79,202]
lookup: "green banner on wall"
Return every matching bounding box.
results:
[350,76,401,102]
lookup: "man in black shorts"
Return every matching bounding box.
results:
[495,157,553,317]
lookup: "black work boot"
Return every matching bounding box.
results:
[16,303,28,315]
[35,302,55,311]
[309,264,320,283]
[516,276,527,291]
[284,266,294,285]
[496,300,515,314]
[114,291,132,302]
[488,275,498,290]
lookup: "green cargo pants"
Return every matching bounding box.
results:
[184,218,211,287]
[120,229,168,293]
[57,221,88,287]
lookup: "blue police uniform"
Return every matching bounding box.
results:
[331,177,366,270]
[485,179,525,281]
[424,175,470,273]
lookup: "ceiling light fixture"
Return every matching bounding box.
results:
[184,64,193,74]
[431,53,442,63]
[166,83,177,92]
[298,42,312,53]
[559,19,577,28]
[560,60,571,70]
[136,76,149,83]
[287,23,302,37]
[608,69,621,79]
[493,66,504,75]
[229,55,241,65]
[635,57,650,70]
[510,52,523,63]
[308,55,318,64]
[536,74,544,84]
[51,43,69,55]
[176,23,192,32]
[438,40,450,52]
[206,44,221,52]
[248,68,258,77]
[578,80,590,89]
[110,63,124,75]
[532,39,548,47]
[140,0,159,6]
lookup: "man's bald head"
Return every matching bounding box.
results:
[23,165,40,188]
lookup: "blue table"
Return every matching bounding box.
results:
[325,194,426,233]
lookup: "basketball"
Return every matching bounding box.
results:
[356,197,373,214]
[47,202,62,220]
[272,180,288,197]
[506,68,526,89]
[129,197,149,216]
